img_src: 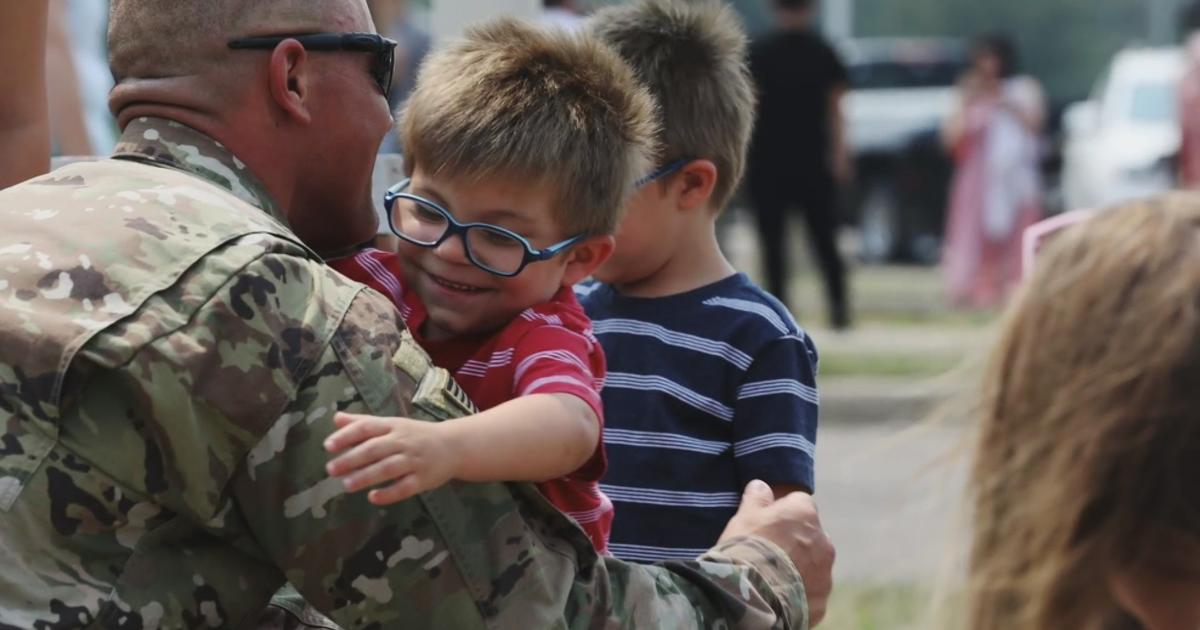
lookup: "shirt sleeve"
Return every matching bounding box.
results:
[824,40,849,88]
[733,334,820,493]
[122,251,808,629]
[510,323,607,480]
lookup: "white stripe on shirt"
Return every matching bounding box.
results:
[355,251,411,318]
[520,310,564,327]
[734,432,816,458]
[604,428,730,455]
[702,296,798,335]
[457,348,516,378]
[513,349,590,385]
[599,484,741,508]
[591,319,753,370]
[603,372,734,421]
[520,375,600,401]
[608,542,710,562]
[565,492,613,525]
[737,379,819,405]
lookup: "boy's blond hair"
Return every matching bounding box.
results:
[399,18,658,236]
[590,0,756,212]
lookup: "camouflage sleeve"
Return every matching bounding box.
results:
[216,256,808,629]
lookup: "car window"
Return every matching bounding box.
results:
[1129,82,1176,124]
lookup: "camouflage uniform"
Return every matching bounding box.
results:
[0,117,809,629]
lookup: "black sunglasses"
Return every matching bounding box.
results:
[228,32,397,96]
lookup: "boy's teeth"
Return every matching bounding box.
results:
[435,275,481,292]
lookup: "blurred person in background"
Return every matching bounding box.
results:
[967,196,1200,630]
[367,0,430,252]
[0,2,49,188]
[46,0,94,157]
[1178,1,1200,188]
[368,0,429,142]
[747,0,852,330]
[541,0,588,32]
[63,0,116,153]
[941,34,1044,309]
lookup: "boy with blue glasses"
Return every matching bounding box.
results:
[323,18,657,554]
[578,0,821,562]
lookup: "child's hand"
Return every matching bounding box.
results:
[324,412,461,505]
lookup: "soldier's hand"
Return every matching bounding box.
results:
[718,480,835,627]
[324,412,461,505]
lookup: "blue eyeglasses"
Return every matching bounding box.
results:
[636,158,690,187]
[383,180,586,277]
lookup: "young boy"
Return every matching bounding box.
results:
[578,0,820,562]
[323,18,658,554]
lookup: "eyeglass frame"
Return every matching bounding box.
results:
[636,158,691,187]
[227,32,397,96]
[380,159,694,277]
[383,179,587,278]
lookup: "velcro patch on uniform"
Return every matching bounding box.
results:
[411,368,477,421]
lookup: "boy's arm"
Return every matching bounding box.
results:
[733,334,820,495]
[326,393,599,504]
[327,324,606,504]
[445,392,599,482]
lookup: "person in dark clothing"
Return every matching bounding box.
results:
[747,0,851,329]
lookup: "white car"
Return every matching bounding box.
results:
[1062,47,1183,211]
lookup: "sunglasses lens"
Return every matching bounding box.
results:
[377,48,394,96]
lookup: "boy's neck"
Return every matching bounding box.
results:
[613,215,736,299]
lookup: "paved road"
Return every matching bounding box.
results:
[816,416,972,584]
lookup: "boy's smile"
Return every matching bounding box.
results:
[397,167,594,342]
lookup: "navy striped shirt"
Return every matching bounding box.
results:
[577,273,818,563]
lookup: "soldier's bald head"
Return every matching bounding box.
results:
[108,0,375,82]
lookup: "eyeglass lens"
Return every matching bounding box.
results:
[390,197,527,275]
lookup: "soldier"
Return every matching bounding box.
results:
[0,1,834,629]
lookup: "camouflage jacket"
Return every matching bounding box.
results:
[0,118,808,629]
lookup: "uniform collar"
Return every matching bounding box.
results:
[112,117,288,226]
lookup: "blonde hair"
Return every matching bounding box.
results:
[399,17,659,236]
[967,194,1200,629]
[590,0,756,212]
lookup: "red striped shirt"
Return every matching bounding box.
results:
[330,249,612,552]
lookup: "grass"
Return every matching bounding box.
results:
[821,583,962,630]
[817,352,964,379]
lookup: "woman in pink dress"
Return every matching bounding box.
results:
[941,35,1045,309]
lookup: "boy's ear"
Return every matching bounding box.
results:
[268,40,313,125]
[671,159,719,212]
[561,235,616,287]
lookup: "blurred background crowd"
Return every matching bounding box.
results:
[13,1,1198,626]
[32,0,1199,321]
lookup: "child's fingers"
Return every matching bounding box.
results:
[324,417,390,453]
[326,435,406,477]
[340,453,414,493]
[368,476,423,506]
[332,412,361,428]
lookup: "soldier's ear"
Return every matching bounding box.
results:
[267,39,312,125]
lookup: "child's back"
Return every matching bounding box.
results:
[582,0,820,562]
[579,274,817,560]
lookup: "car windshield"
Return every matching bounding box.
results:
[848,60,963,90]
[1129,82,1176,124]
